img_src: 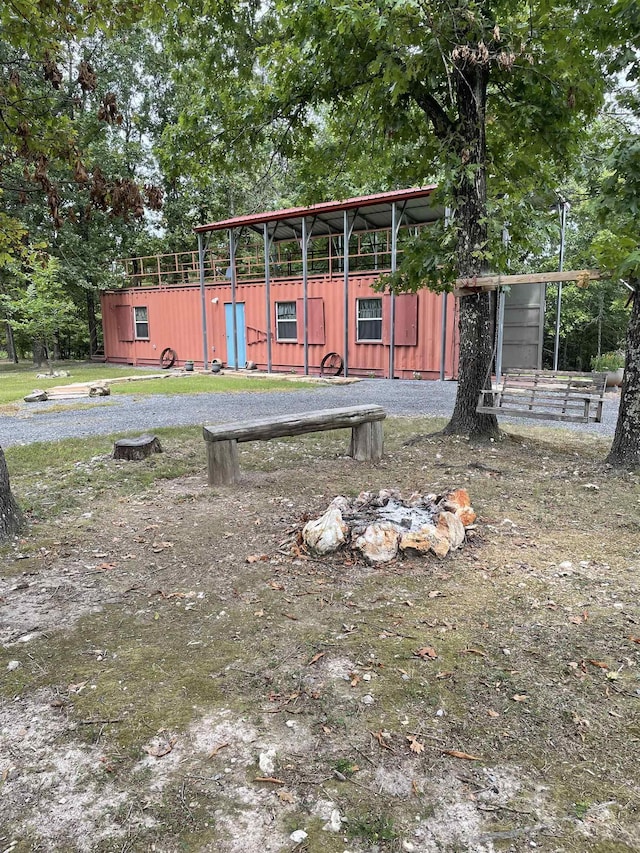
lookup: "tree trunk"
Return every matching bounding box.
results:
[606,283,640,467]
[442,59,499,438]
[5,322,18,363]
[87,289,98,358]
[0,446,24,542]
[33,339,45,368]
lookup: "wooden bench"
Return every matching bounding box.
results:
[203,404,386,485]
[476,369,607,423]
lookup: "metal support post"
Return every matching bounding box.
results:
[343,209,356,377]
[439,294,448,381]
[228,228,239,369]
[198,232,208,370]
[263,223,273,373]
[389,202,397,380]
[302,217,309,375]
[553,201,568,371]
[495,289,505,384]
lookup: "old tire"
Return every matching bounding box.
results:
[160,347,177,369]
[320,352,344,377]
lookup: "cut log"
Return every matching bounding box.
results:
[206,439,240,486]
[350,420,384,462]
[113,434,163,461]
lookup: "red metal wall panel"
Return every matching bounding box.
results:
[101,272,459,379]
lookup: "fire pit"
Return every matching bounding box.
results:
[302,488,476,564]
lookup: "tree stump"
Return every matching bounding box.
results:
[113,435,162,461]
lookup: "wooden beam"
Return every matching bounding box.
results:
[454,269,600,297]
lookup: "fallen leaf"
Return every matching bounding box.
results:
[307,651,325,666]
[247,554,269,563]
[208,742,229,758]
[371,730,394,751]
[487,709,500,718]
[442,749,481,761]
[277,789,295,803]
[407,735,425,754]
[254,776,286,785]
[587,660,609,670]
[254,609,264,617]
[428,590,444,598]
[414,646,438,660]
[435,670,454,679]
[568,615,584,624]
[269,582,285,590]
[629,636,640,644]
[96,562,117,571]
[460,647,487,657]
[512,694,528,702]
[68,681,87,694]
[144,737,177,758]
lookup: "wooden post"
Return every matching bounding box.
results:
[207,439,240,486]
[350,422,383,462]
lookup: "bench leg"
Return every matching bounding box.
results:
[206,439,240,486]
[350,421,383,462]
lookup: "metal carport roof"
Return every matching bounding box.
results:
[194,185,441,240]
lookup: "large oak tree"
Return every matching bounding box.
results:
[166,0,606,436]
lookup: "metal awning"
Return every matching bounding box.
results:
[194,185,441,240]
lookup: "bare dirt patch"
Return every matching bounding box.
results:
[1,419,640,852]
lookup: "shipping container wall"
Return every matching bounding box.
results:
[101,274,459,379]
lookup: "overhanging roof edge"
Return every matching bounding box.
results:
[194,185,439,236]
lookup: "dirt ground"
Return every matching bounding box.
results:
[1,419,639,853]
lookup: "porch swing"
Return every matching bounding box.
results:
[458,270,608,424]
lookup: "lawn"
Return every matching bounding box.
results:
[0,361,315,406]
[1,417,639,852]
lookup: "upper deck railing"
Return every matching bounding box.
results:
[117,225,424,290]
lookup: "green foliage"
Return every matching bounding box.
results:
[591,351,625,371]
[0,253,79,358]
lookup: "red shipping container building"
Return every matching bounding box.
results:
[101,187,460,379]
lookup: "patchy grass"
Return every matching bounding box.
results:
[0,361,156,404]
[0,360,315,405]
[108,373,316,397]
[1,417,640,852]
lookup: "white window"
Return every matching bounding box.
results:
[134,306,149,339]
[357,298,382,341]
[276,301,297,341]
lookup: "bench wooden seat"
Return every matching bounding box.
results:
[476,369,607,424]
[203,404,386,485]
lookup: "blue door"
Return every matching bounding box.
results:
[224,302,246,368]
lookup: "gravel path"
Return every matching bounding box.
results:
[2,379,620,447]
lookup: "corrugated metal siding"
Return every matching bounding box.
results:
[101,274,458,378]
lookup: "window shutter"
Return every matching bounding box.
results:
[394,294,418,346]
[297,297,325,345]
[382,294,418,346]
[115,305,134,342]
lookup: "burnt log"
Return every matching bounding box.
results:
[113,434,162,461]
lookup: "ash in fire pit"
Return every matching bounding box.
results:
[302,488,476,564]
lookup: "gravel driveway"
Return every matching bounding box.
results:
[2,379,620,447]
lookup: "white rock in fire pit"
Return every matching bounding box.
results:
[354,522,400,564]
[399,525,450,558]
[303,498,349,555]
[436,511,466,550]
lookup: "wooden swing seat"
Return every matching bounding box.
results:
[477,369,607,424]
